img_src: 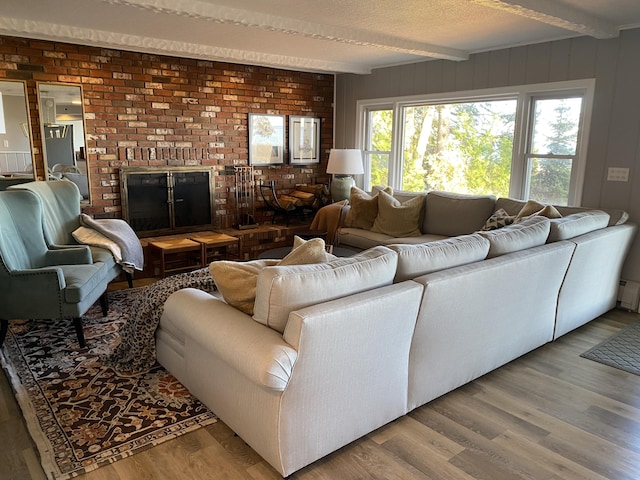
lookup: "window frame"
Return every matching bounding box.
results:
[356,79,595,205]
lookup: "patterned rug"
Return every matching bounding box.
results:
[581,322,640,375]
[0,288,217,480]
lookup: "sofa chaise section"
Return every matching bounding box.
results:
[157,246,425,477]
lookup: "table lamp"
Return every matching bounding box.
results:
[326,149,364,202]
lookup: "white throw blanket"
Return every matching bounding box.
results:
[72,214,144,273]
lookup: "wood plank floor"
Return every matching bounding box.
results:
[1,307,639,479]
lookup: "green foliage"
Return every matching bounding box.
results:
[401,101,516,196]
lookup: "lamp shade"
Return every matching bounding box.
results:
[326,149,364,175]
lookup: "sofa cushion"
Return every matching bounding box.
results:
[344,186,392,230]
[371,190,423,237]
[423,191,496,236]
[478,216,550,257]
[338,227,394,250]
[556,206,627,226]
[494,197,527,216]
[253,246,398,333]
[548,211,610,241]
[389,234,490,282]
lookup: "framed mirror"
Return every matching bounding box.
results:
[37,82,90,203]
[0,80,35,180]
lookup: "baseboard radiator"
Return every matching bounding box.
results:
[618,279,640,312]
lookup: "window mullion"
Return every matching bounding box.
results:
[389,103,403,190]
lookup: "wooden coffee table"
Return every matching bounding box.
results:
[148,238,202,277]
[190,232,239,265]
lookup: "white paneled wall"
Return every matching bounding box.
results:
[0,151,32,174]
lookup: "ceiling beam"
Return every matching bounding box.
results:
[0,17,372,74]
[471,0,619,39]
[101,0,470,61]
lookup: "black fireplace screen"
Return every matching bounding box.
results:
[120,166,215,235]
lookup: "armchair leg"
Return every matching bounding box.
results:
[0,319,8,347]
[73,317,86,348]
[100,291,109,317]
[126,272,133,288]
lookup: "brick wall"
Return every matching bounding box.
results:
[0,35,334,228]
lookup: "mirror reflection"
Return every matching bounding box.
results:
[37,82,90,203]
[0,80,34,180]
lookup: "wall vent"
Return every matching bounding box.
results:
[617,279,640,312]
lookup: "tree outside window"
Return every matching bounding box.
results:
[359,81,591,205]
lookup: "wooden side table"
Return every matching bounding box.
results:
[190,232,240,266]
[148,238,202,277]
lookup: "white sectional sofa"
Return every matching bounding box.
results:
[155,189,636,477]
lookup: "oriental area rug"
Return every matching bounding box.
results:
[0,288,217,480]
[581,322,640,376]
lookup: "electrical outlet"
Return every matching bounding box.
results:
[2,140,8,148]
[607,167,629,182]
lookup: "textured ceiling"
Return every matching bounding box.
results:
[1,0,640,74]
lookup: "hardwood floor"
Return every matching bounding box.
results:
[1,308,639,479]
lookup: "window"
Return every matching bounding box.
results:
[357,80,594,206]
[524,96,584,205]
[363,107,393,188]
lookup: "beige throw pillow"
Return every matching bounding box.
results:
[209,259,279,315]
[278,236,328,265]
[344,186,392,230]
[209,236,329,315]
[515,200,562,221]
[371,190,423,237]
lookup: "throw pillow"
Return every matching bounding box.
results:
[515,200,562,221]
[371,190,423,237]
[344,186,392,230]
[279,236,328,266]
[209,236,330,315]
[481,208,516,231]
[209,259,279,315]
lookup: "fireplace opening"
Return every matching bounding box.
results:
[120,166,215,236]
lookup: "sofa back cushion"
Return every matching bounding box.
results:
[253,246,398,333]
[371,190,423,237]
[478,216,550,257]
[423,191,496,236]
[548,211,610,241]
[389,234,490,282]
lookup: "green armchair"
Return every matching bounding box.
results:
[0,190,109,348]
[9,179,133,288]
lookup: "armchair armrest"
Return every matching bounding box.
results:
[162,289,298,391]
[44,245,92,265]
[0,267,66,318]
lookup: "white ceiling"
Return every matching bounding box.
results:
[2,0,640,75]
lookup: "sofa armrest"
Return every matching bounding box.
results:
[339,203,350,227]
[161,288,298,391]
[44,245,92,265]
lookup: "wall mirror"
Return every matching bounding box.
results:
[0,80,34,179]
[37,82,90,203]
